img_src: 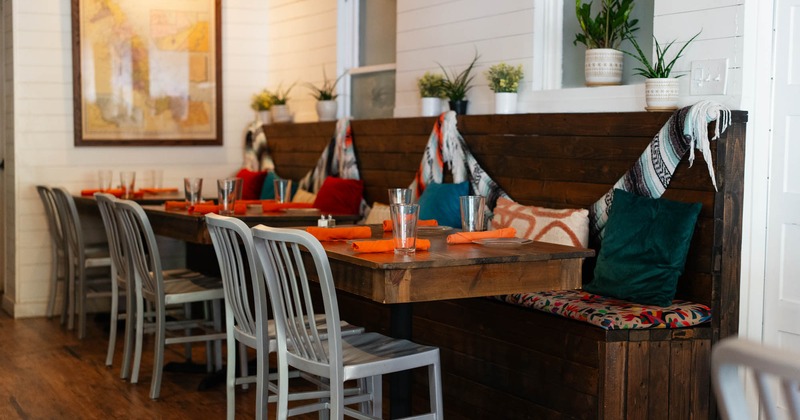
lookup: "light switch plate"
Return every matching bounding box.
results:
[690,59,729,95]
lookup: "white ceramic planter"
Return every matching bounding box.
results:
[494,92,518,114]
[421,97,442,117]
[316,100,338,121]
[584,48,624,86]
[644,78,680,111]
[271,104,292,123]
[257,110,271,125]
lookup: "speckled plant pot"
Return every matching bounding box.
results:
[644,78,680,111]
[585,48,623,86]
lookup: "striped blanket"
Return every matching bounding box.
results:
[408,111,509,217]
[243,120,275,172]
[588,100,731,242]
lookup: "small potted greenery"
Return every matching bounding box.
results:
[485,63,523,114]
[250,89,274,124]
[439,52,480,115]
[417,72,446,116]
[625,31,701,110]
[306,69,346,121]
[574,0,638,86]
[270,83,296,123]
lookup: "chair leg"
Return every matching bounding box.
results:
[239,342,249,390]
[78,267,87,339]
[370,375,382,417]
[275,355,290,420]
[46,248,58,318]
[226,332,236,420]
[213,300,223,371]
[131,294,145,384]
[429,361,443,418]
[60,259,69,325]
[67,261,76,330]
[149,307,167,400]
[105,277,119,366]
[120,282,135,379]
[184,303,193,361]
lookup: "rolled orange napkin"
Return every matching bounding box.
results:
[234,203,247,215]
[188,204,219,214]
[306,226,372,241]
[446,227,517,244]
[164,201,187,211]
[238,199,265,206]
[263,201,315,213]
[382,219,439,232]
[351,239,431,253]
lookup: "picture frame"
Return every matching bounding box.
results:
[71,0,222,146]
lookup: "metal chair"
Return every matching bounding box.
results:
[36,186,68,321]
[252,225,443,419]
[114,198,225,399]
[712,337,800,420]
[51,187,112,339]
[205,213,364,419]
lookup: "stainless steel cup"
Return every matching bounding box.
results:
[460,195,486,232]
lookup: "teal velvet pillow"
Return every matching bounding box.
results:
[259,171,279,199]
[584,189,702,307]
[418,181,469,228]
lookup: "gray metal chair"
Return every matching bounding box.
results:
[252,225,443,419]
[51,187,112,339]
[114,198,225,399]
[206,213,364,419]
[712,337,800,420]
[36,185,68,321]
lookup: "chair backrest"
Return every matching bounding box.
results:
[114,199,164,303]
[36,185,66,252]
[95,193,127,281]
[51,187,85,262]
[205,213,266,340]
[252,226,342,370]
[712,337,800,420]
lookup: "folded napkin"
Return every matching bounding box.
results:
[188,203,247,215]
[446,227,517,244]
[306,226,372,241]
[164,201,187,211]
[263,201,314,213]
[140,187,179,194]
[382,219,439,232]
[351,239,431,253]
[238,199,266,206]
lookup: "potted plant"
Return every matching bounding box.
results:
[250,89,273,124]
[417,72,446,116]
[306,69,346,121]
[574,0,638,86]
[270,83,296,123]
[485,63,523,114]
[439,53,480,115]
[625,31,700,110]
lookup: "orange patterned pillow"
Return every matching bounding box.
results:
[491,197,589,247]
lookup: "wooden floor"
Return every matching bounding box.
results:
[0,309,318,419]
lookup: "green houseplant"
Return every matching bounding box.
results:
[438,53,480,115]
[306,69,346,121]
[417,72,446,116]
[485,63,524,114]
[625,31,701,110]
[574,0,639,86]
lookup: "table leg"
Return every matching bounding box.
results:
[390,303,412,418]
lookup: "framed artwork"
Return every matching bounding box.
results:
[71,0,222,146]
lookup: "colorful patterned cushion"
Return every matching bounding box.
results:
[491,197,589,247]
[501,289,711,330]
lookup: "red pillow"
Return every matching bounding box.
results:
[236,168,268,200]
[312,177,364,215]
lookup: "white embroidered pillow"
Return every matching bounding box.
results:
[291,189,317,204]
[491,197,589,247]
[363,202,391,225]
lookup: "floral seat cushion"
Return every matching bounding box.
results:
[500,289,711,330]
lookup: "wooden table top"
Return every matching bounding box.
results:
[313,230,595,304]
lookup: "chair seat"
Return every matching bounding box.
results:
[162,276,224,305]
[237,315,364,351]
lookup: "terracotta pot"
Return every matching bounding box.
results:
[584,48,624,86]
[644,78,680,111]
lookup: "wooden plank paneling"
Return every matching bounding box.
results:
[599,341,628,419]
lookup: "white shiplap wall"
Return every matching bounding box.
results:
[265,0,337,123]
[4,0,271,317]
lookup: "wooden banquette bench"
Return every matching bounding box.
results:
[263,111,746,419]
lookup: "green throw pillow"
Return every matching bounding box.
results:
[259,171,279,199]
[418,181,470,228]
[584,189,701,307]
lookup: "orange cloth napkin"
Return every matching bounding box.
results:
[187,203,247,215]
[164,201,187,211]
[446,227,517,244]
[238,199,266,206]
[306,226,372,241]
[262,201,314,213]
[140,187,179,194]
[382,219,439,232]
[81,188,142,199]
[351,239,431,253]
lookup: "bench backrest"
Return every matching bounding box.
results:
[264,111,746,341]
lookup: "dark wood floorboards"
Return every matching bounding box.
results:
[0,310,318,419]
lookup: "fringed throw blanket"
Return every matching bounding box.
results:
[243,121,275,172]
[298,118,369,215]
[408,111,509,217]
[588,100,731,242]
